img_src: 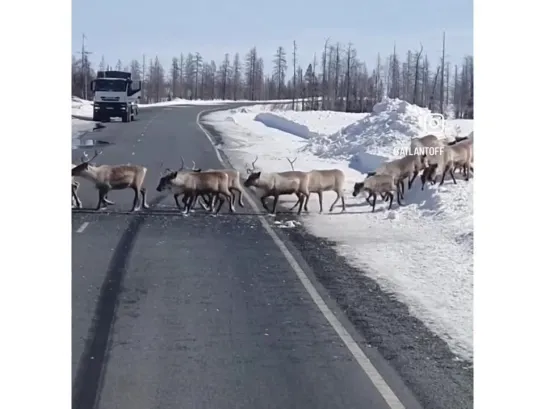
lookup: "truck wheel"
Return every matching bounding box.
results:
[93,113,101,122]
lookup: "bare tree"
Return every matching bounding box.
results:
[439,31,446,114]
[292,41,297,110]
[245,47,259,100]
[194,53,203,100]
[272,46,288,99]
[220,53,231,100]
[345,43,353,112]
[412,44,424,104]
[232,53,241,100]
[171,57,179,98]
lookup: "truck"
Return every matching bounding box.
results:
[90,70,142,123]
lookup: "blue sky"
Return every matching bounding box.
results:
[72,0,473,74]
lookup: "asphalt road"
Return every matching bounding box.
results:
[72,104,432,409]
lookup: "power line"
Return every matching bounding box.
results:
[77,33,93,100]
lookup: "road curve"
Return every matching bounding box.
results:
[71,104,423,409]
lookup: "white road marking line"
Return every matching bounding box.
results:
[76,222,89,233]
[196,109,406,409]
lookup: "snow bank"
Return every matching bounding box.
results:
[254,112,319,139]
[202,99,474,361]
[71,98,96,138]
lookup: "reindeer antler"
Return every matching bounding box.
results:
[81,149,102,164]
[191,160,198,170]
[179,156,185,171]
[245,155,259,174]
[286,156,297,171]
[159,162,174,176]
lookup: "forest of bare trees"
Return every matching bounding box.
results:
[72,34,474,119]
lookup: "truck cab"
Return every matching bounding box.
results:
[90,71,142,123]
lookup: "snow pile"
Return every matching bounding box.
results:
[254,112,320,139]
[203,101,474,361]
[72,98,96,139]
[72,97,94,120]
[303,99,417,165]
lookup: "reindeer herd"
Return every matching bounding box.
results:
[71,133,473,216]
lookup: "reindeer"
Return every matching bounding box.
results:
[285,158,346,213]
[71,150,149,212]
[156,165,234,215]
[189,161,245,212]
[243,155,310,215]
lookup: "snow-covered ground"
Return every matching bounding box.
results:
[72,97,97,139]
[202,98,474,361]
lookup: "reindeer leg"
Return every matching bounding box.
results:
[96,187,108,211]
[228,188,237,209]
[183,194,194,214]
[237,188,244,208]
[290,195,301,211]
[197,194,209,211]
[409,171,418,190]
[297,194,306,215]
[223,190,235,213]
[329,191,341,213]
[365,192,373,206]
[214,194,226,215]
[388,192,394,210]
[449,167,457,184]
[140,188,149,209]
[130,186,141,212]
[315,191,324,213]
[72,183,82,209]
[371,193,377,213]
[340,193,346,212]
[421,168,428,191]
[271,195,280,214]
[208,194,217,212]
[303,193,311,212]
[260,195,270,212]
[174,194,183,210]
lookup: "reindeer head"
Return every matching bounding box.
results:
[156,168,178,192]
[352,182,365,197]
[72,150,102,176]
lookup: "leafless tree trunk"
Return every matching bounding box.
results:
[413,44,424,104]
[439,31,446,114]
[292,41,297,110]
[272,46,287,99]
[233,53,241,101]
[345,43,352,112]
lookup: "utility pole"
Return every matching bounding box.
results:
[78,34,92,100]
